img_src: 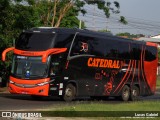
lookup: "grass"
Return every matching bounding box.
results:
[55,101,160,111]
[42,101,160,119]
[156,76,160,87]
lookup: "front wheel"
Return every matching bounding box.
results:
[121,85,130,101]
[130,86,140,101]
[63,84,76,102]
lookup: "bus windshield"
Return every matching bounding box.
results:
[16,32,55,51]
[11,55,50,79]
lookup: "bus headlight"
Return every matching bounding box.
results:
[9,80,14,84]
[37,79,55,86]
[37,82,49,86]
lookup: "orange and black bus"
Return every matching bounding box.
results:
[2,27,158,101]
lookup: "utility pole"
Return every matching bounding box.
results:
[13,39,15,47]
[93,5,96,30]
[79,20,82,29]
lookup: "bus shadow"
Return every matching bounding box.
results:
[1,93,62,101]
[2,93,160,102]
[2,93,124,102]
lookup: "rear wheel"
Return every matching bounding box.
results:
[63,84,76,102]
[121,85,130,101]
[130,86,140,101]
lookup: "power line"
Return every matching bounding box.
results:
[79,7,160,34]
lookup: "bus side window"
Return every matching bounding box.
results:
[50,55,63,76]
[70,35,91,56]
[104,39,119,58]
[130,44,141,60]
[54,34,74,49]
[145,46,157,61]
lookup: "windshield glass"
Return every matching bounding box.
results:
[16,32,55,51]
[11,55,50,79]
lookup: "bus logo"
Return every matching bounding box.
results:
[87,57,121,69]
[80,42,88,52]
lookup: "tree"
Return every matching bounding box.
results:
[85,0,127,24]
[158,48,160,62]
[98,29,111,33]
[0,0,42,86]
[116,32,145,39]
[22,0,127,27]
[31,0,85,28]
[0,0,127,87]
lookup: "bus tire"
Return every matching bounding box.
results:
[63,84,76,102]
[121,85,130,101]
[130,86,139,101]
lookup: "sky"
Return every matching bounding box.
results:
[78,0,160,36]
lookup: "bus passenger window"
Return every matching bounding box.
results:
[70,35,91,56]
[50,62,59,76]
[145,46,157,61]
[50,55,63,76]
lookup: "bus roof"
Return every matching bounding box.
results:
[25,27,146,45]
[28,27,112,36]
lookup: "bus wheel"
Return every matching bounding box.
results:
[130,86,139,101]
[63,84,76,102]
[121,85,130,101]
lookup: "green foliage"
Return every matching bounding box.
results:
[116,32,145,39]
[120,16,128,24]
[0,0,42,84]
[85,0,127,24]
[98,29,111,33]
[47,101,160,111]
[13,5,40,29]
[0,0,125,86]
[158,48,160,62]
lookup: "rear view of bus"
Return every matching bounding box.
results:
[2,28,69,99]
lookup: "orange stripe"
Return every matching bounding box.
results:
[2,47,15,61]
[141,46,150,93]
[138,61,141,88]
[113,60,132,93]
[9,83,49,96]
[14,48,67,63]
[65,61,69,69]
[131,60,136,85]
[10,76,50,84]
[117,60,135,94]
[146,42,157,47]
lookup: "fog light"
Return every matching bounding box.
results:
[39,89,44,93]
[9,86,13,90]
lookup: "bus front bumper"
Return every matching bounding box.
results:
[8,83,49,96]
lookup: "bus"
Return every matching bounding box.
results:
[2,27,158,101]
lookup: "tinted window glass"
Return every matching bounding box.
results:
[118,41,130,59]
[105,39,119,58]
[70,35,92,56]
[11,55,49,79]
[90,37,106,56]
[103,37,130,59]
[16,32,55,51]
[54,33,74,49]
[130,44,141,60]
[145,46,157,61]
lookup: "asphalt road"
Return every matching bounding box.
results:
[0,89,160,111]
